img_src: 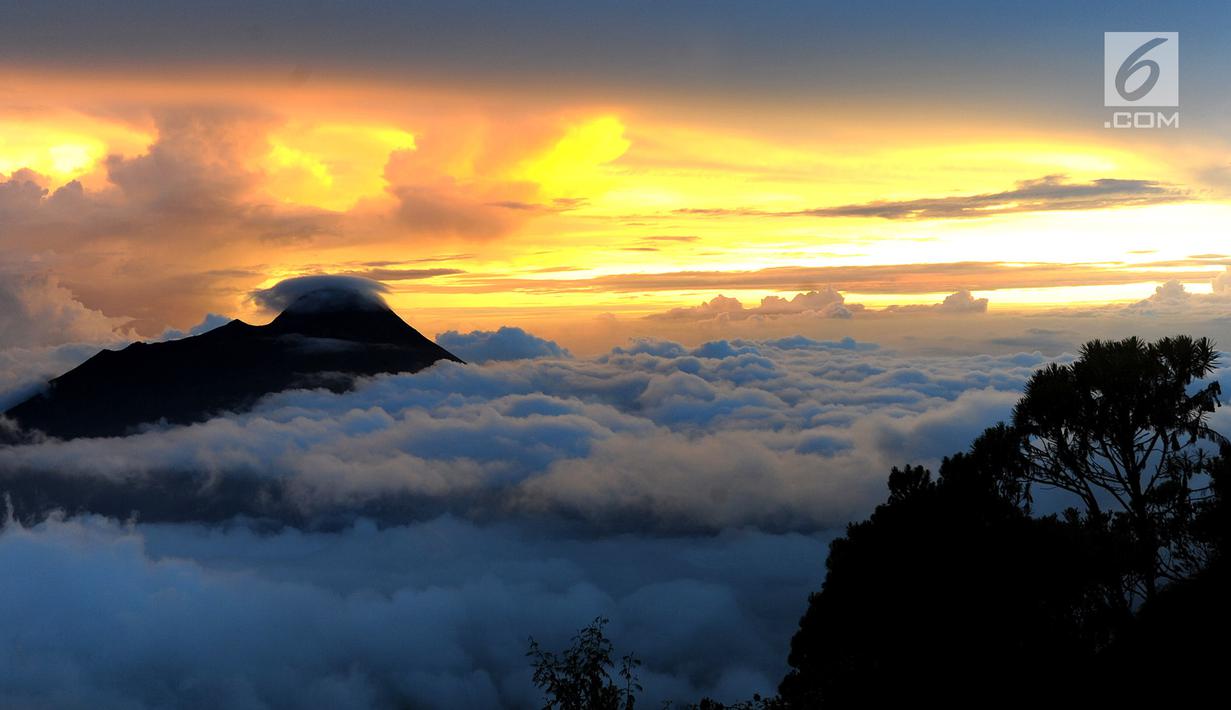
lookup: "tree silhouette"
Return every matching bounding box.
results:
[778,461,1117,707]
[778,335,1228,707]
[527,617,641,710]
[1007,336,1224,600]
[529,337,1228,708]
[1095,443,1230,706]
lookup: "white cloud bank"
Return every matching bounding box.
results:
[648,288,989,322]
[3,329,1171,709]
[650,288,863,321]
[0,335,1042,531]
[435,326,571,363]
[1121,274,1231,318]
[0,272,127,349]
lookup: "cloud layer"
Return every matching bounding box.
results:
[250,275,391,313]
[673,175,1187,220]
[0,272,127,349]
[1121,273,1231,318]
[649,288,988,322]
[798,175,1186,219]
[0,513,829,708]
[435,327,571,363]
[8,329,1221,708]
[1,335,1044,533]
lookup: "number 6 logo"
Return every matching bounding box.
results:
[1115,37,1167,102]
[1104,32,1178,108]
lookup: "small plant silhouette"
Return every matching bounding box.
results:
[527,616,641,710]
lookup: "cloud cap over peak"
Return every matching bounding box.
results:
[250,275,390,314]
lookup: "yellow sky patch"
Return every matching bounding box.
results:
[515,115,630,199]
[262,122,416,211]
[0,73,1226,330]
[0,117,149,186]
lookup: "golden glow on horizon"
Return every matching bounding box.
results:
[1,72,1228,328]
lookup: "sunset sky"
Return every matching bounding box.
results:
[3,1,1230,349]
[5,4,1231,707]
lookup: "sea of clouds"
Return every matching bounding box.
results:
[0,334,1045,532]
[3,323,1228,708]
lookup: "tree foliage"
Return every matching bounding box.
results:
[527,617,641,710]
[778,335,1229,707]
[778,461,1118,707]
[1009,336,1224,598]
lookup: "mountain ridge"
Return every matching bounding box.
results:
[3,295,463,440]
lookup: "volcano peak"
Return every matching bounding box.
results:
[4,292,462,440]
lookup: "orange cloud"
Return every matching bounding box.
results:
[1,70,1229,338]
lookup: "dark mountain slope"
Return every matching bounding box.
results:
[4,292,462,439]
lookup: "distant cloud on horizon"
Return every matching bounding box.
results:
[435,326,571,363]
[421,261,1228,298]
[647,288,990,322]
[671,175,1188,221]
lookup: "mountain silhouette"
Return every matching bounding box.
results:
[3,290,463,439]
